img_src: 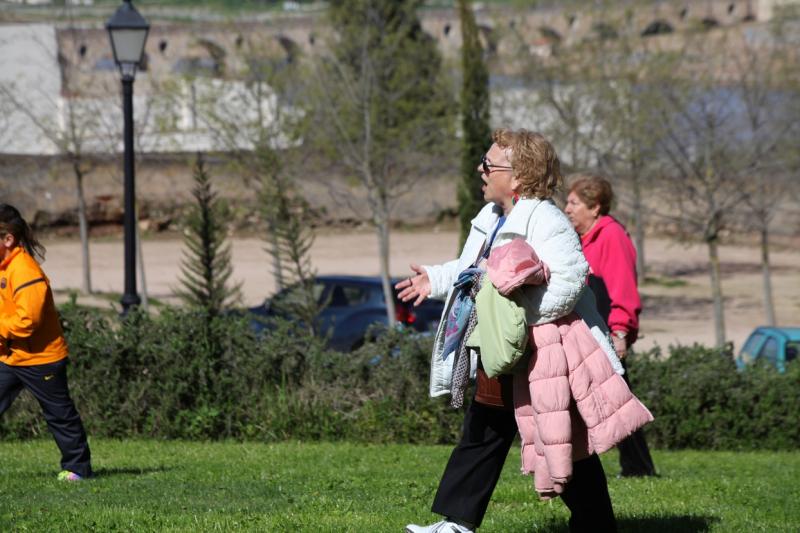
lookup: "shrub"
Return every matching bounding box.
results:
[628,344,800,450]
[0,305,463,443]
[2,307,797,449]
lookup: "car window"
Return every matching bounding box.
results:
[786,342,799,363]
[326,284,369,308]
[740,333,764,364]
[343,286,369,306]
[327,285,348,307]
[759,338,779,364]
[312,283,326,304]
[272,282,326,309]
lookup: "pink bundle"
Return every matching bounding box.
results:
[487,238,550,295]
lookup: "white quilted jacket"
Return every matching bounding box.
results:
[423,198,589,398]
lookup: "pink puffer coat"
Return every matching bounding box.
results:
[513,312,654,500]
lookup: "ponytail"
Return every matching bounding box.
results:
[0,204,46,262]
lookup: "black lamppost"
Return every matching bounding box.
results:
[106,0,149,313]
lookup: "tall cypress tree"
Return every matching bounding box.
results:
[176,153,242,318]
[457,0,492,246]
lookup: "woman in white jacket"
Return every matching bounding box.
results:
[398,129,616,533]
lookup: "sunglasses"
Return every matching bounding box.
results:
[480,154,513,175]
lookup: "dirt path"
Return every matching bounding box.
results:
[43,231,800,352]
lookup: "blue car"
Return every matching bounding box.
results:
[736,327,800,373]
[247,275,444,352]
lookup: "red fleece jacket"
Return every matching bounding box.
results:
[579,215,641,342]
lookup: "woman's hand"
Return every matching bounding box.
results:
[394,263,431,307]
[612,333,628,359]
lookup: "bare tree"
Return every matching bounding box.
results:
[586,31,671,283]
[728,31,800,326]
[513,65,602,172]
[190,36,320,328]
[304,0,455,324]
[508,10,669,282]
[0,19,126,296]
[650,45,749,348]
[0,80,99,295]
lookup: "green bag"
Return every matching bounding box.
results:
[466,281,528,378]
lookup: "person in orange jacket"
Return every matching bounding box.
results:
[0,204,92,481]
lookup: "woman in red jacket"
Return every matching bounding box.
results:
[0,204,92,481]
[565,175,656,477]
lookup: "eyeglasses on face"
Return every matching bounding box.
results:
[480,154,513,175]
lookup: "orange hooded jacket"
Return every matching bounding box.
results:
[0,247,68,366]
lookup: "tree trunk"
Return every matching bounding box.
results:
[631,173,646,284]
[707,238,726,348]
[270,224,283,292]
[135,214,149,311]
[259,170,284,293]
[760,226,776,326]
[571,132,579,169]
[73,163,92,294]
[376,217,396,326]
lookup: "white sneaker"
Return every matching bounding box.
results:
[405,519,475,533]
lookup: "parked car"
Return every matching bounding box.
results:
[736,327,800,373]
[247,275,445,352]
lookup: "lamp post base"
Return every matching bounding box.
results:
[120,292,141,314]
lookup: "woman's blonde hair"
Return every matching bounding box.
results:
[492,128,562,199]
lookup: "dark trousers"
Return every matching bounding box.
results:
[0,359,92,478]
[561,454,617,533]
[432,401,517,527]
[431,401,616,532]
[617,361,656,477]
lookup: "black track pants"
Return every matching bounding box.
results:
[0,359,92,478]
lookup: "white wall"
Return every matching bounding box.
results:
[0,24,62,155]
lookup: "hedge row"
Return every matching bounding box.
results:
[627,344,800,450]
[0,304,464,443]
[1,304,797,450]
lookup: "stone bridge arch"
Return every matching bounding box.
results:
[276,35,299,63]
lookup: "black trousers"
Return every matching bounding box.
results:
[0,359,92,478]
[561,454,617,533]
[431,401,616,532]
[617,361,656,477]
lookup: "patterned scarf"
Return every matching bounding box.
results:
[443,214,506,409]
[441,267,483,361]
[449,272,484,408]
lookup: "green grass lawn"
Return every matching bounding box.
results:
[1,439,797,532]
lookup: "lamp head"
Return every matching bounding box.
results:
[106,0,150,78]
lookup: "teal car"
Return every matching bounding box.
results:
[737,327,800,373]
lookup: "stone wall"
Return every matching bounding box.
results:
[0,152,460,234]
